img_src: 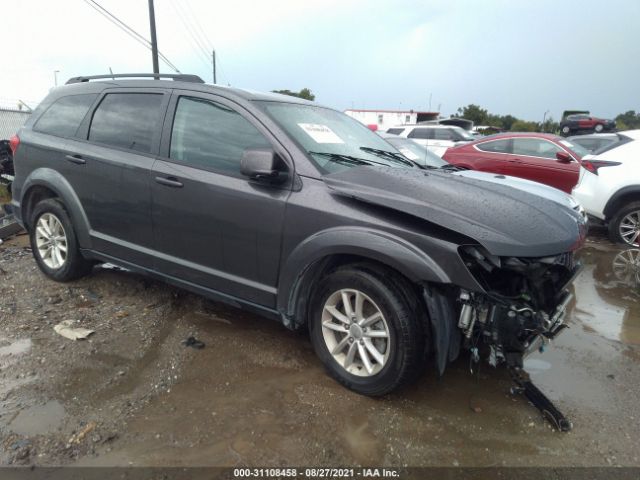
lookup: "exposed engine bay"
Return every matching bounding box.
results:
[424,245,582,431]
[458,245,580,370]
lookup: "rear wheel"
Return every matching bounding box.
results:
[309,266,425,396]
[561,125,571,135]
[29,199,93,281]
[608,201,640,247]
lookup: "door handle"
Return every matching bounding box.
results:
[65,154,86,165]
[155,176,183,188]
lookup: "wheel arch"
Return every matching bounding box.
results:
[603,186,640,220]
[20,168,92,247]
[276,227,450,329]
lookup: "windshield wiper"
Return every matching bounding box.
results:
[439,164,466,172]
[308,151,387,167]
[359,147,415,167]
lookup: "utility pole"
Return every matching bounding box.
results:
[53,70,60,87]
[212,49,217,84]
[148,0,159,77]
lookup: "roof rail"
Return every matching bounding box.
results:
[65,73,205,85]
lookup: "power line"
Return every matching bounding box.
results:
[82,0,181,73]
[167,0,212,68]
[167,0,231,85]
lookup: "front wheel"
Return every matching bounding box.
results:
[309,266,425,396]
[561,125,571,135]
[608,201,640,247]
[594,124,604,133]
[29,199,93,281]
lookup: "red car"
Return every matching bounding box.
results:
[442,133,589,193]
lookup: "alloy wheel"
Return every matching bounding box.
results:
[35,213,68,269]
[321,288,391,377]
[618,210,640,246]
[612,249,640,287]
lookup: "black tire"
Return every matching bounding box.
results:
[309,265,425,396]
[608,201,640,247]
[561,125,571,136]
[29,198,93,282]
[594,124,604,133]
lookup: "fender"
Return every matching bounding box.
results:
[19,168,92,248]
[603,185,640,219]
[277,226,451,320]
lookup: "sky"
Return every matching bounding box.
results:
[2,0,639,122]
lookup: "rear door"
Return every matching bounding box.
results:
[506,138,579,192]
[150,91,291,307]
[67,88,170,266]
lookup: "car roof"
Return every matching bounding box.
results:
[390,124,453,129]
[475,132,562,141]
[567,133,619,140]
[620,129,640,140]
[46,79,317,106]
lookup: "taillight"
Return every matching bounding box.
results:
[581,159,621,175]
[9,134,20,155]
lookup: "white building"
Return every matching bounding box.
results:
[344,109,439,131]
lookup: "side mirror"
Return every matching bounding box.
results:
[240,148,287,183]
[556,151,572,163]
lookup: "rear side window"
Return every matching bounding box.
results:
[593,134,632,156]
[386,128,405,135]
[407,128,433,140]
[434,129,453,140]
[169,96,271,174]
[89,93,164,153]
[512,138,562,159]
[34,94,98,138]
[476,139,511,153]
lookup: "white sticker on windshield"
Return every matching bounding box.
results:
[398,148,420,161]
[297,123,344,144]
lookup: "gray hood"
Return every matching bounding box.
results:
[451,170,578,209]
[323,166,587,257]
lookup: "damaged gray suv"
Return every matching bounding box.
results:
[8,74,586,406]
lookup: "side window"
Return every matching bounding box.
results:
[33,94,98,138]
[407,128,433,140]
[386,128,405,135]
[512,138,562,159]
[476,139,510,153]
[170,96,271,174]
[89,93,164,153]
[434,129,453,140]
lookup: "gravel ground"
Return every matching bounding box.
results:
[0,231,639,467]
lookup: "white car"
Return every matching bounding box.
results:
[385,124,474,157]
[380,133,586,215]
[572,130,640,246]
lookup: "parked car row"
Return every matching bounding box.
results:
[385,124,474,157]
[382,125,639,248]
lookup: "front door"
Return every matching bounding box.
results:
[506,138,578,192]
[151,92,291,308]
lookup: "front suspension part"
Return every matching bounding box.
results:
[509,367,572,432]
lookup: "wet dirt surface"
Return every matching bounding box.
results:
[0,230,639,467]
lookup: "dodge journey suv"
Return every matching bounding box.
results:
[8,74,586,397]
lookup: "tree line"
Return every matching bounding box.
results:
[456,104,640,133]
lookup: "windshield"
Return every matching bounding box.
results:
[385,137,448,168]
[257,102,414,173]
[452,126,474,141]
[559,139,590,158]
